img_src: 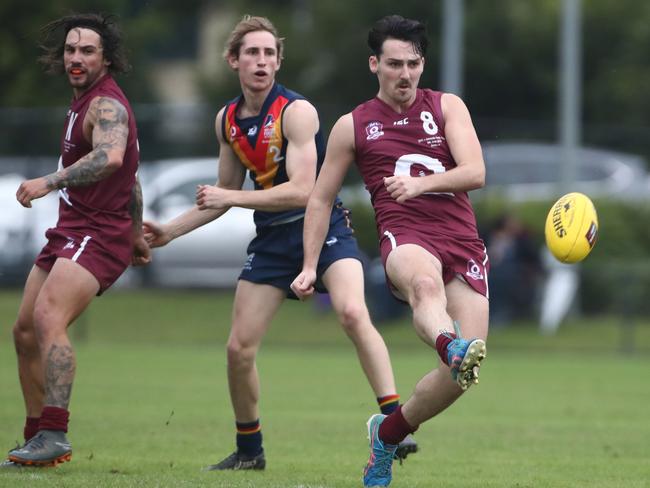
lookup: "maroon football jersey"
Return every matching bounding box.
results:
[57,74,139,258]
[352,89,479,239]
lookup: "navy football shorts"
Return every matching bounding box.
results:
[239,204,362,298]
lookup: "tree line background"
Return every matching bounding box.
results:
[2,0,650,164]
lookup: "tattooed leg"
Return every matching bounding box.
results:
[44,343,75,409]
[31,258,100,412]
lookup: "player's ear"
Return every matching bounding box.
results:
[227,54,239,71]
[369,55,378,74]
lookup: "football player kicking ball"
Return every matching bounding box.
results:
[291,15,488,487]
[144,15,416,470]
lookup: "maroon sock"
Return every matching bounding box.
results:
[24,416,40,441]
[38,406,70,433]
[435,332,456,365]
[378,406,417,446]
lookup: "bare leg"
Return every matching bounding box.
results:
[32,259,99,410]
[385,244,454,348]
[7,259,99,467]
[383,245,489,425]
[12,266,49,418]
[323,259,396,397]
[226,280,285,422]
[401,277,489,426]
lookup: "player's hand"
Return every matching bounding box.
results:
[16,177,52,208]
[143,220,171,248]
[290,269,317,300]
[383,175,424,203]
[196,184,230,210]
[131,234,152,266]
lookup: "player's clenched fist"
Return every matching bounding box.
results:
[290,269,317,300]
[383,175,424,203]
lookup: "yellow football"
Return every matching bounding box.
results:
[544,192,599,263]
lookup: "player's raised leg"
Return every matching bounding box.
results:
[385,243,486,388]
[204,279,284,471]
[399,278,488,427]
[362,244,487,484]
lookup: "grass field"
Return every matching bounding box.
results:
[0,289,649,487]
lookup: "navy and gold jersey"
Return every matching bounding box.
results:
[222,83,326,227]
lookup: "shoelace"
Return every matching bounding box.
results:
[22,433,46,451]
[452,320,463,337]
[218,452,238,467]
[372,445,395,478]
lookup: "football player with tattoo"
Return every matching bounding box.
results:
[291,15,489,487]
[144,15,416,470]
[3,13,150,468]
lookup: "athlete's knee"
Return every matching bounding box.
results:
[409,275,445,307]
[12,318,38,357]
[31,299,70,345]
[335,300,371,335]
[226,336,258,368]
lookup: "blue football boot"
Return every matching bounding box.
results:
[363,414,397,487]
[446,321,487,390]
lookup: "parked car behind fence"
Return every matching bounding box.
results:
[2,144,648,288]
[478,142,650,201]
[0,157,255,288]
[140,158,255,288]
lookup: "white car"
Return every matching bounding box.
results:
[141,158,256,288]
[0,172,59,285]
[478,142,650,201]
[0,158,256,289]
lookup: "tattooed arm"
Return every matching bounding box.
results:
[130,175,151,266]
[16,96,129,208]
[130,175,144,232]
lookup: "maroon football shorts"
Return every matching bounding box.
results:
[379,227,489,300]
[35,227,130,295]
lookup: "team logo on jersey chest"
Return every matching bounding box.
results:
[365,121,384,141]
[262,114,277,140]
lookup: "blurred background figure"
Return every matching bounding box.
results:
[485,213,543,327]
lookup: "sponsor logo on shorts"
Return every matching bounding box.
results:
[325,237,338,246]
[243,253,255,271]
[63,238,75,250]
[465,259,484,281]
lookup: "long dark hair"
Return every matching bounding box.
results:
[367,15,428,59]
[39,13,130,75]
